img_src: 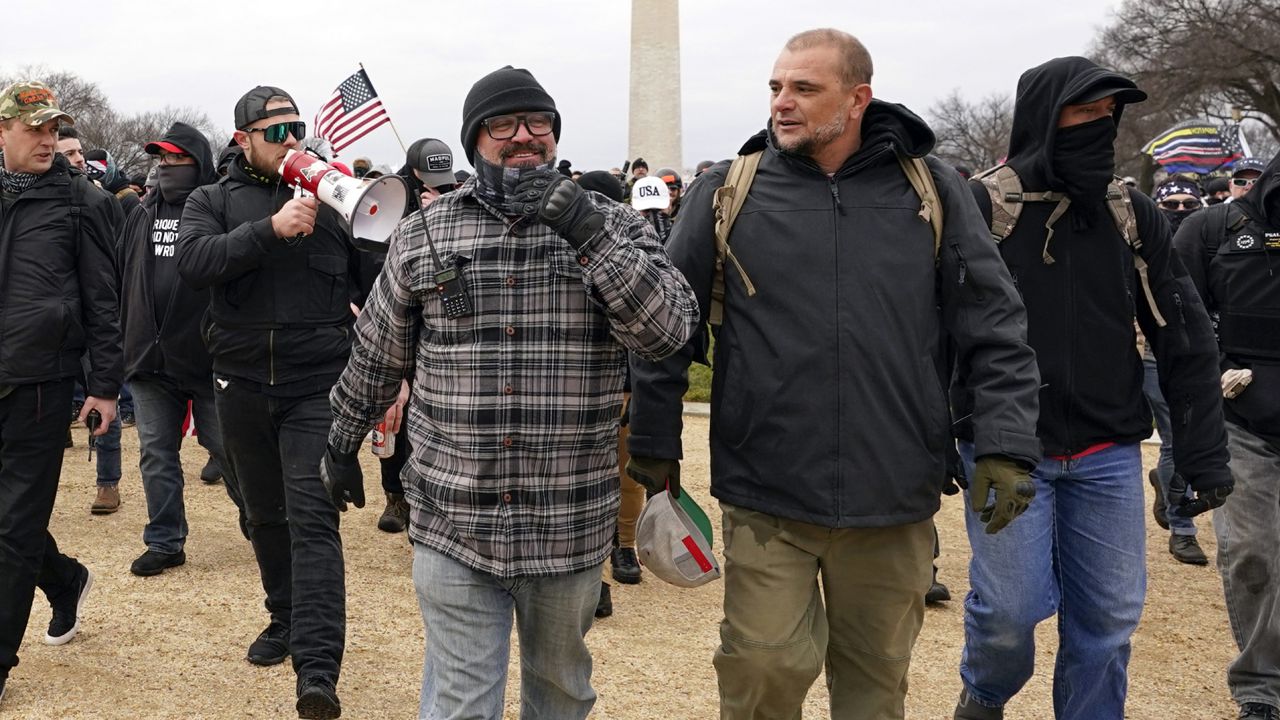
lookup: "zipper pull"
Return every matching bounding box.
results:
[1173,292,1186,325]
[828,176,844,214]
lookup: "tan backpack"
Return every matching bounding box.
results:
[973,165,1167,327]
[707,151,945,327]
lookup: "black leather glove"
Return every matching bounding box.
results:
[1168,473,1232,517]
[320,444,365,511]
[969,455,1035,534]
[626,456,681,499]
[942,444,968,496]
[512,169,605,249]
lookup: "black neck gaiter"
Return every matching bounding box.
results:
[1052,116,1118,227]
[157,165,200,206]
[472,154,553,217]
[1160,208,1194,235]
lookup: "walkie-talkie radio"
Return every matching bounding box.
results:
[434,263,472,319]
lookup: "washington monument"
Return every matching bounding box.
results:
[629,0,683,173]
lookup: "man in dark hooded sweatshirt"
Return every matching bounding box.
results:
[951,57,1233,720]
[120,122,249,578]
[628,29,1042,720]
[1174,150,1280,720]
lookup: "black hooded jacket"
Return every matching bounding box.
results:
[120,122,218,387]
[0,154,123,397]
[956,57,1230,490]
[628,100,1042,528]
[1174,152,1280,445]
[176,151,362,388]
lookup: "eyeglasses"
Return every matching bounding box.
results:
[246,121,306,144]
[158,152,192,166]
[1159,199,1201,210]
[1231,177,1258,188]
[480,112,556,140]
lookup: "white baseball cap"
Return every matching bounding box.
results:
[636,490,720,588]
[630,175,671,211]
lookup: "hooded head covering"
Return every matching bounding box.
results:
[143,121,215,206]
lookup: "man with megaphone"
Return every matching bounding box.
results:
[176,85,359,720]
[326,66,699,719]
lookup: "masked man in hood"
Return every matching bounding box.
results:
[628,29,1042,720]
[177,86,361,720]
[951,57,1232,720]
[327,65,698,719]
[1174,151,1280,720]
[120,122,250,579]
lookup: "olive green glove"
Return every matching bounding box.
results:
[626,456,681,499]
[969,455,1035,534]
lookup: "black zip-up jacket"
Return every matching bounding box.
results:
[0,154,123,397]
[956,56,1230,491]
[176,152,362,387]
[120,123,217,388]
[628,101,1042,528]
[1174,152,1280,446]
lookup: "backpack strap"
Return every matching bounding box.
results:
[897,154,944,262]
[68,173,85,241]
[974,164,1069,244]
[1104,181,1167,327]
[709,151,762,327]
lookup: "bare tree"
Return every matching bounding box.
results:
[927,90,1013,172]
[0,66,224,179]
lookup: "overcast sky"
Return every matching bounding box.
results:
[3,0,1122,172]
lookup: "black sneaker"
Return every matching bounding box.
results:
[926,579,952,604]
[45,564,94,645]
[199,456,223,485]
[130,549,186,577]
[1149,469,1169,530]
[1240,704,1280,720]
[594,582,612,619]
[246,622,290,666]
[296,676,341,719]
[119,411,136,428]
[954,688,1004,719]
[611,546,642,584]
[70,401,83,425]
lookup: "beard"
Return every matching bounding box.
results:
[777,111,848,157]
[244,141,284,180]
[498,140,551,168]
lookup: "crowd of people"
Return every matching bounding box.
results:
[0,24,1278,720]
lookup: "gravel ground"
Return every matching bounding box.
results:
[1,417,1239,719]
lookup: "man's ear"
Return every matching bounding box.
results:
[233,130,250,151]
[848,83,874,123]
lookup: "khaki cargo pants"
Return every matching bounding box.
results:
[715,503,934,720]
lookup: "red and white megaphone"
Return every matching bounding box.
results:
[278,149,407,252]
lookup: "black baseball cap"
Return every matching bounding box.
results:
[234,86,298,130]
[1068,77,1147,106]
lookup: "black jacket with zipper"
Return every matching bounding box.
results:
[0,154,123,398]
[120,123,218,388]
[176,152,362,387]
[628,101,1042,528]
[1174,152,1280,447]
[954,56,1230,491]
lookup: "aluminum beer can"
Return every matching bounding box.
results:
[371,422,396,457]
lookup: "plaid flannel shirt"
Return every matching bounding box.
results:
[329,179,698,578]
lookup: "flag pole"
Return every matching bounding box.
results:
[360,62,409,155]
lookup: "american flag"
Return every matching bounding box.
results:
[315,68,390,154]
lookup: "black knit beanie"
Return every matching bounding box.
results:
[461,66,560,165]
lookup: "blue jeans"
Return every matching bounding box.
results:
[959,442,1146,720]
[1141,358,1196,535]
[94,413,122,487]
[412,544,599,720]
[132,377,245,554]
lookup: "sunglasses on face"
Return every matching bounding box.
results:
[1160,199,1201,210]
[1231,177,1257,188]
[247,121,306,144]
[481,112,556,140]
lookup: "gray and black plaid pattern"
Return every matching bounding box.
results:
[330,181,697,578]
[0,152,38,194]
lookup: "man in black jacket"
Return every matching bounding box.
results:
[951,58,1232,720]
[627,30,1042,720]
[177,86,357,720]
[0,80,121,706]
[1174,151,1280,720]
[122,122,249,577]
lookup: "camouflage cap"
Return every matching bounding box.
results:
[0,81,74,126]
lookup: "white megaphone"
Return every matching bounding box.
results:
[278,149,408,252]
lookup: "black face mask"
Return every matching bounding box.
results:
[156,164,201,205]
[1052,115,1118,207]
[472,153,552,217]
[1160,208,1195,234]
